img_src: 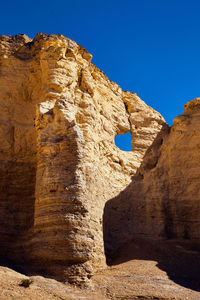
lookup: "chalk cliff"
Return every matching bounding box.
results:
[0,33,199,289]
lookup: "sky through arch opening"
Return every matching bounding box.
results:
[114,131,132,151]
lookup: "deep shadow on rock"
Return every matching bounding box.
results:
[103,121,200,292]
[107,236,200,292]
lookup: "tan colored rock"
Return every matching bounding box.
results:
[104,98,200,259]
[160,98,200,240]
[1,33,200,293]
[0,33,166,283]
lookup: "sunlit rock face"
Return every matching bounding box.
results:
[0,33,165,283]
[0,33,199,285]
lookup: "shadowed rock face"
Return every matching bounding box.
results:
[0,33,199,285]
[104,99,200,261]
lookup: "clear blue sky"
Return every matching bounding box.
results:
[1,0,200,130]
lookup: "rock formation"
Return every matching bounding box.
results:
[0,33,199,287]
[104,98,200,258]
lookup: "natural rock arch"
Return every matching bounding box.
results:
[0,33,199,286]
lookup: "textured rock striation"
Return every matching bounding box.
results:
[104,98,200,258]
[0,33,199,285]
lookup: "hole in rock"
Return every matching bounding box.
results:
[115,131,132,151]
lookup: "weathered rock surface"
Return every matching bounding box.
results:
[104,98,200,259]
[0,33,200,298]
[0,33,166,284]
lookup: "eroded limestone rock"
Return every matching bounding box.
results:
[104,98,200,260]
[0,33,166,283]
[1,33,199,285]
